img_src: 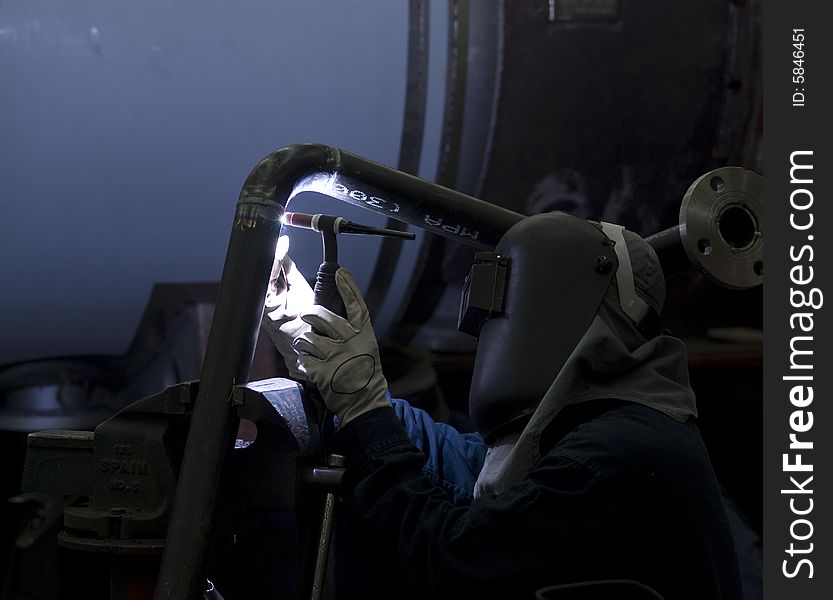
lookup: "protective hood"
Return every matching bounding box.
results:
[467,213,619,440]
[473,227,698,497]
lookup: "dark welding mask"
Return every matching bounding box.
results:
[458,212,620,441]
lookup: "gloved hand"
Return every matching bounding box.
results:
[262,235,314,381]
[293,268,390,426]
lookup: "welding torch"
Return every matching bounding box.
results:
[280,212,415,318]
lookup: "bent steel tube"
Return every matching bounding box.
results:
[238,144,524,248]
[154,144,524,599]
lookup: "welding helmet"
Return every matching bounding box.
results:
[460,212,662,441]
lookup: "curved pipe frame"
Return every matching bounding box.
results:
[154,143,524,599]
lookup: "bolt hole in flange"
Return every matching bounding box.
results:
[710,176,725,192]
[698,239,713,255]
[718,205,757,250]
[754,261,763,276]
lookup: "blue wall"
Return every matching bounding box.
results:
[0,0,439,365]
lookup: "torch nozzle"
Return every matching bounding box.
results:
[281,211,317,230]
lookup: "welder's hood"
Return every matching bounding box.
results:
[471,220,697,495]
[468,213,696,443]
[553,223,697,427]
[473,314,698,497]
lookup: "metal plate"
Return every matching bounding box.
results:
[679,167,764,290]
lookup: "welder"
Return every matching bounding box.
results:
[262,213,743,599]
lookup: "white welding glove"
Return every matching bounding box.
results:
[292,268,390,427]
[262,235,314,381]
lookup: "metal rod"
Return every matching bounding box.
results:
[339,220,417,239]
[154,144,524,599]
[309,454,345,600]
[310,493,336,600]
[282,211,417,240]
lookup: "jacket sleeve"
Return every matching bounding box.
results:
[329,407,622,599]
[390,397,487,505]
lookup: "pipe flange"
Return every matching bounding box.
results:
[679,167,764,289]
